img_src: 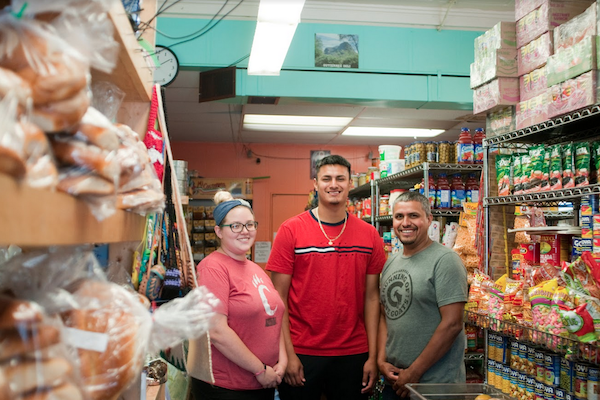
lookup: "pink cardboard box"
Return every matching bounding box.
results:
[546,35,596,86]
[516,91,549,130]
[486,106,517,137]
[516,1,593,48]
[519,66,548,101]
[518,32,554,76]
[553,2,596,51]
[473,78,520,115]
[470,48,518,89]
[547,70,597,119]
[474,22,517,62]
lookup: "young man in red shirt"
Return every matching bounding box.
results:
[267,155,386,400]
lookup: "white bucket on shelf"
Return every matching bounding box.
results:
[379,145,401,161]
[387,159,405,175]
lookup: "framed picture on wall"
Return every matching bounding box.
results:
[310,150,331,179]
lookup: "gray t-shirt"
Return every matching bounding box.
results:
[380,241,468,383]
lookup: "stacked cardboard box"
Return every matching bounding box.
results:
[512,0,593,129]
[472,22,519,115]
[546,3,598,118]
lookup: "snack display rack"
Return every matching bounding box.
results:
[481,102,600,382]
[349,162,483,227]
[464,311,600,364]
[0,2,153,247]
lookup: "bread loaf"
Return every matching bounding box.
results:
[0,295,43,329]
[75,123,119,152]
[51,139,120,182]
[31,89,90,133]
[20,383,84,400]
[0,146,26,178]
[0,325,60,362]
[4,358,72,395]
[17,56,88,105]
[117,189,165,211]
[61,280,146,400]
[57,173,114,196]
[0,66,32,106]
[0,25,49,72]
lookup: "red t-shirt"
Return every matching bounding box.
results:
[266,211,385,356]
[197,251,285,390]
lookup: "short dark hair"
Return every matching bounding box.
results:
[392,191,432,217]
[315,155,351,178]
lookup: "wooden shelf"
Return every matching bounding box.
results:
[91,1,153,103]
[0,174,145,247]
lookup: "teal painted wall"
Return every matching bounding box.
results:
[156,17,481,108]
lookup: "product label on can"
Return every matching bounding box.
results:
[561,358,573,392]
[575,363,589,398]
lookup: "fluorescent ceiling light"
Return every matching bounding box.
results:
[244,114,352,126]
[343,127,445,137]
[247,0,306,76]
[243,114,352,133]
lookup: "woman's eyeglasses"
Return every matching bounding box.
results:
[221,221,258,233]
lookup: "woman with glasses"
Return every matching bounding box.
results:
[191,190,287,400]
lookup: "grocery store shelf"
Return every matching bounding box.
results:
[91,1,153,102]
[0,174,145,246]
[544,210,574,220]
[349,182,372,198]
[464,310,599,363]
[485,184,600,206]
[464,353,485,361]
[375,209,460,223]
[378,163,483,184]
[484,104,600,146]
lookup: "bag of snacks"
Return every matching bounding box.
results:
[562,142,575,188]
[495,154,512,196]
[549,144,563,190]
[575,142,590,187]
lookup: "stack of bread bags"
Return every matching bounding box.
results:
[0,1,164,220]
[0,247,219,400]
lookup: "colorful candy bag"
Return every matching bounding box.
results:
[549,144,563,191]
[504,278,525,323]
[496,154,512,196]
[561,289,600,343]
[575,142,590,187]
[547,286,572,350]
[485,280,505,331]
[466,269,491,314]
[529,279,558,342]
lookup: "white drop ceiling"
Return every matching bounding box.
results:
[160,0,515,146]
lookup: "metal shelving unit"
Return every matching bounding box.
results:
[484,104,600,146]
[485,184,600,207]
[465,311,599,364]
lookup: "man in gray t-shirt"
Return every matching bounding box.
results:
[377,192,468,399]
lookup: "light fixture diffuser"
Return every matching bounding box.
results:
[342,127,445,137]
[247,0,306,76]
[243,114,352,133]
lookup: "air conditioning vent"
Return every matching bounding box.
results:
[247,96,280,105]
[199,67,236,103]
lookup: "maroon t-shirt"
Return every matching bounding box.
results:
[197,251,284,390]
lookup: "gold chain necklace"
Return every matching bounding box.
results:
[315,207,347,245]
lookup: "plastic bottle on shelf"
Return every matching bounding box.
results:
[451,174,465,209]
[473,128,485,164]
[419,174,437,209]
[457,127,474,164]
[436,173,451,209]
[466,173,480,203]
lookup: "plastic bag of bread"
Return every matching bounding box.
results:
[0,91,27,178]
[0,12,91,132]
[147,286,219,354]
[91,81,125,122]
[0,248,218,400]
[0,294,87,400]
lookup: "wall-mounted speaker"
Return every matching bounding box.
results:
[198,66,236,103]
